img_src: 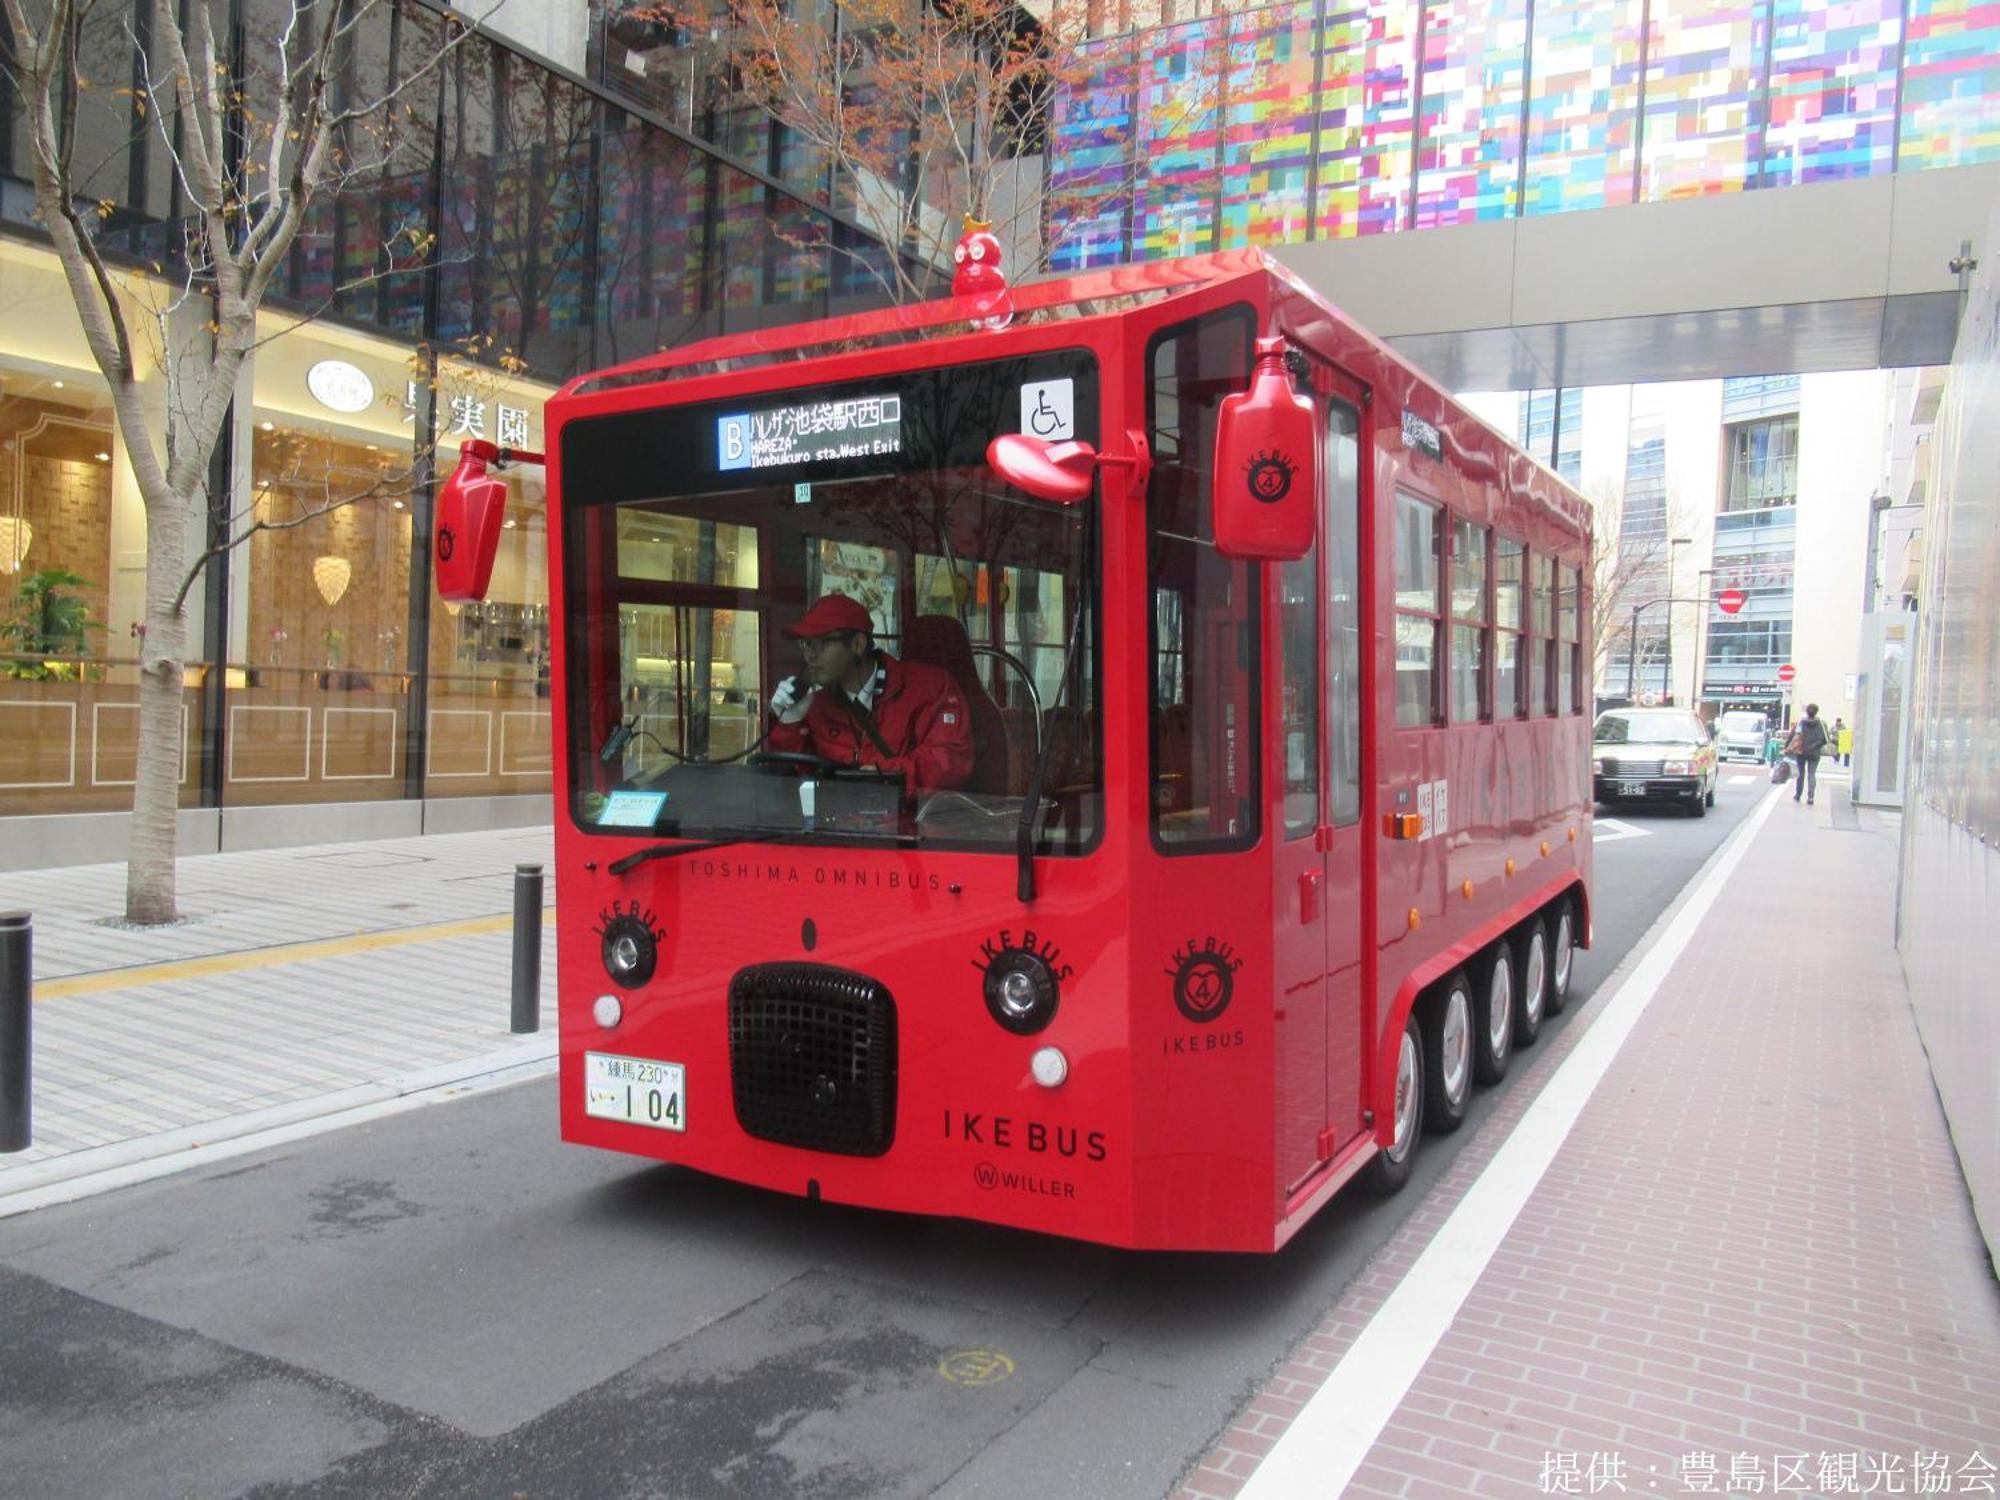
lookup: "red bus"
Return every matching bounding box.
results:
[437,250,1593,1252]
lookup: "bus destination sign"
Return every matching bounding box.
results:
[718,394,903,471]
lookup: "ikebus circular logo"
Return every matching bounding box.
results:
[1168,938,1242,1024]
[1246,450,1296,504]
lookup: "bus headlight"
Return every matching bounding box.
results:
[601,915,658,988]
[984,950,1059,1035]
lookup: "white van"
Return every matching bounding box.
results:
[1716,710,1768,762]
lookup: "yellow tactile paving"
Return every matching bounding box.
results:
[33,908,555,1003]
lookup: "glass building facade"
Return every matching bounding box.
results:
[1045,0,2000,270]
[0,0,915,836]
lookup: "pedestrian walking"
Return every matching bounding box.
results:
[1789,703,1829,805]
[1836,720,1852,766]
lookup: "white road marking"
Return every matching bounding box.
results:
[1591,817,1651,843]
[1238,788,1785,1500]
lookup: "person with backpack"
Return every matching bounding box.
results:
[1787,703,1830,805]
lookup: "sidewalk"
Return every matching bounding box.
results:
[0,826,557,1205]
[1184,789,2000,1499]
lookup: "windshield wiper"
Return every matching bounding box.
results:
[609,833,781,876]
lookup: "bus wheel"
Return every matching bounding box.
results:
[1515,920,1549,1047]
[1363,1012,1424,1196]
[1420,972,1474,1135]
[1474,945,1514,1085]
[1546,901,1577,1015]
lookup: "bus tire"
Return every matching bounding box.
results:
[1362,1011,1424,1196]
[1473,944,1515,1085]
[1514,919,1549,1047]
[1420,971,1474,1136]
[1546,899,1578,1016]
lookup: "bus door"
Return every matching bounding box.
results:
[1273,370,1370,1196]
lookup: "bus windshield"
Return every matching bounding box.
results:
[560,352,1102,854]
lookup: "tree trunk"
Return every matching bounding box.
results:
[125,491,192,926]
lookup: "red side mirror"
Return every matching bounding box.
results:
[1213,337,1318,560]
[987,434,1098,504]
[435,441,509,603]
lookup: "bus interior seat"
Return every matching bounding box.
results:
[902,613,1010,797]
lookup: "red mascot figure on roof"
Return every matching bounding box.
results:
[952,215,1013,331]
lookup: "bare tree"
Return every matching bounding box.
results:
[0,0,483,923]
[1588,477,1696,701]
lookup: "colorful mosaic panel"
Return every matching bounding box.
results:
[597,129,704,327]
[1637,0,1766,200]
[1048,34,1140,272]
[1760,0,1901,185]
[1139,18,1226,258]
[1412,0,1530,228]
[1899,0,2000,170]
[1520,0,1644,215]
[1219,0,1321,248]
[1316,0,1419,239]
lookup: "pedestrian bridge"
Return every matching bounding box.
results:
[1043,3,2000,388]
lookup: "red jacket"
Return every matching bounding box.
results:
[768,651,975,794]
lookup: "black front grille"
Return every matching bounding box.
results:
[728,964,897,1156]
[1598,757,1663,777]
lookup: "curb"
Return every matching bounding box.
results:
[0,1037,559,1219]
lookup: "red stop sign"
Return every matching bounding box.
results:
[1715,588,1747,615]
[1777,663,1797,683]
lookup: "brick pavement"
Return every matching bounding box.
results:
[0,826,557,1190]
[1183,790,2000,1500]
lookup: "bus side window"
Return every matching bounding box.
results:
[1147,305,1259,852]
[1326,401,1362,825]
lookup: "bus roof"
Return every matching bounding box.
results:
[561,251,1276,399]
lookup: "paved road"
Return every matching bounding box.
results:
[0,778,1766,1499]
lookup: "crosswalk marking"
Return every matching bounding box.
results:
[1593,818,1651,843]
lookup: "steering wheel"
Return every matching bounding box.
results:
[748,750,840,772]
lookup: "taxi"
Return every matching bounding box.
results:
[1592,707,1719,816]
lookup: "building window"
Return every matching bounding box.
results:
[1393,493,1441,728]
[1494,536,1525,719]
[1449,517,1489,722]
[1521,389,1582,485]
[1724,417,1800,511]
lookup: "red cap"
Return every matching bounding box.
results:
[784,593,873,638]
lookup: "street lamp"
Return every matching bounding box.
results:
[1689,566,1716,710]
[1665,538,1691,702]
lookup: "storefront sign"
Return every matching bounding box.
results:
[717,394,903,472]
[307,360,376,414]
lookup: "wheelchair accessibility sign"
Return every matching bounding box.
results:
[1020,379,1075,441]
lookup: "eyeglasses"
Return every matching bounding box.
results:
[797,633,855,656]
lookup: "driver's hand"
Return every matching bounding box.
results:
[769,675,812,724]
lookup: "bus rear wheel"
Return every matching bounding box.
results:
[1514,920,1549,1047]
[1420,971,1474,1135]
[1546,900,1577,1015]
[1473,945,1515,1085]
[1362,1011,1424,1196]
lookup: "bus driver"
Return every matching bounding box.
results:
[767,593,975,796]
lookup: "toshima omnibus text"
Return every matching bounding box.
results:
[718,394,903,471]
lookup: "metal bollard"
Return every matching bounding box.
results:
[510,865,543,1035]
[1,911,29,1153]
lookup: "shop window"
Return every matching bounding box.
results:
[1394,493,1441,729]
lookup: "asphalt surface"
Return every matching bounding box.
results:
[0,775,1767,1499]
